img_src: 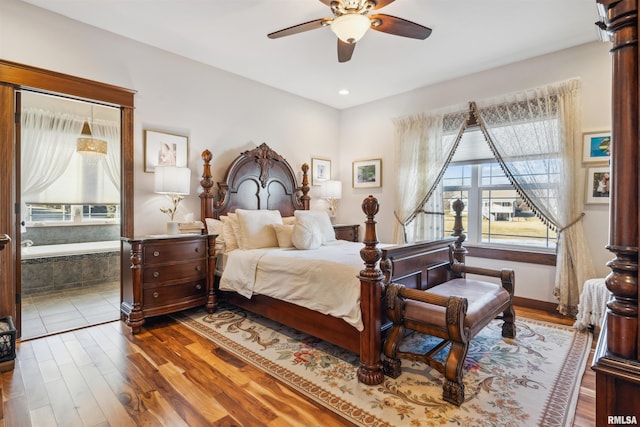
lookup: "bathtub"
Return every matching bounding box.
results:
[21,240,121,295]
[21,240,120,260]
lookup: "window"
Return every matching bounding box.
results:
[441,130,557,250]
[25,204,120,223]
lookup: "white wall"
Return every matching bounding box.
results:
[1,0,340,236]
[2,1,614,304]
[336,41,613,303]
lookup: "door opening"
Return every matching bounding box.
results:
[19,91,121,339]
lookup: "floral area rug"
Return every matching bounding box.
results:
[174,304,591,427]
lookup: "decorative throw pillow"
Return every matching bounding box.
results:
[205,218,222,236]
[282,216,297,225]
[205,218,226,252]
[235,209,283,249]
[293,210,336,244]
[272,223,295,248]
[220,214,239,252]
[291,219,322,250]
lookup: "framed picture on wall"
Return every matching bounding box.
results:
[582,131,611,163]
[311,158,331,186]
[144,130,188,172]
[353,158,382,188]
[585,165,611,204]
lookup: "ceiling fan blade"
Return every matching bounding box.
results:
[371,0,396,9]
[318,0,333,6]
[370,14,432,39]
[268,18,329,39]
[337,39,356,63]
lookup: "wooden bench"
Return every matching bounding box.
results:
[382,248,516,406]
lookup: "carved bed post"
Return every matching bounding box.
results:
[199,149,215,221]
[299,163,311,210]
[593,1,640,423]
[357,195,384,385]
[451,198,468,264]
[596,0,639,360]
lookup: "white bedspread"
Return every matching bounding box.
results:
[219,240,366,331]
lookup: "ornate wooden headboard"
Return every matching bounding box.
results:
[199,143,310,221]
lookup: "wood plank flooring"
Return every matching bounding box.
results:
[1,307,595,426]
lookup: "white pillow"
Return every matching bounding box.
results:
[235,209,283,249]
[205,218,226,252]
[294,210,336,244]
[282,216,297,225]
[205,218,222,236]
[291,219,322,250]
[220,214,239,252]
[272,223,294,248]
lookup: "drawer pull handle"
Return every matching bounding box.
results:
[195,265,202,272]
[195,284,202,290]
[194,247,199,253]
[153,251,160,257]
[153,271,159,278]
[153,291,159,298]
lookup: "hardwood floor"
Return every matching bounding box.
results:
[1,306,595,426]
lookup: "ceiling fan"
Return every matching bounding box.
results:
[267,0,432,63]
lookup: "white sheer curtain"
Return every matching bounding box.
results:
[21,108,83,198]
[92,118,121,191]
[392,109,466,243]
[475,79,595,315]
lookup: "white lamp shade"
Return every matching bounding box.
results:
[320,180,342,199]
[330,13,371,43]
[154,166,191,195]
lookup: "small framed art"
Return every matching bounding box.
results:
[144,130,188,172]
[353,158,382,188]
[582,131,611,163]
[311,158,331,186]
[585,165,611,204]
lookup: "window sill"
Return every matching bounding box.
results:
[465,245,556,266]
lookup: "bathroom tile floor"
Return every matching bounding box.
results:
[20,281,120,340]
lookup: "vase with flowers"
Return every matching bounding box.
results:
[160,193,184,234]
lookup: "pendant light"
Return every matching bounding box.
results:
[77,105,107,162]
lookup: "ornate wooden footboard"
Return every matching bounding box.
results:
[199,144,461,384]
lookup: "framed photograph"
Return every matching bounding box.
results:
[583,131,611,163]
[353,158,382,188]
[144,130,188,172]
[311,158,331,186]
[585,166,611,204]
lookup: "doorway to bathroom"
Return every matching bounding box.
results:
[19,91,121,340]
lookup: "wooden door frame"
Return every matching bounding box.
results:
[0,60,135,335]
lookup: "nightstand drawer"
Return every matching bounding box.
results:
[144,239,206,265]
[333,224,359,242]
[143,281,206,307]
[143,260,206,283]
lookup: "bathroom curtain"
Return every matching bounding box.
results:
[21,108,83,198]
[92,118,121,191]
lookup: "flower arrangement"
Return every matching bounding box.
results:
[160,193,184,221]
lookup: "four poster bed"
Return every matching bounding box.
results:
[592,1,640,423]
[198,143,462,384]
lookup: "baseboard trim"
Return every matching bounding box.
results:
[513,296,559,313]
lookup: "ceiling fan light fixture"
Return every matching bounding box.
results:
[330,13,370,43]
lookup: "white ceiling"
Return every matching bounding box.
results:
[21,0,602,109]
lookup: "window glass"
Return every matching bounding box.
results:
[441,131,557,250]
[26,203,120,223]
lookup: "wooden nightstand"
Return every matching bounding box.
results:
[121,233,216,333]
[333,224,360,242]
